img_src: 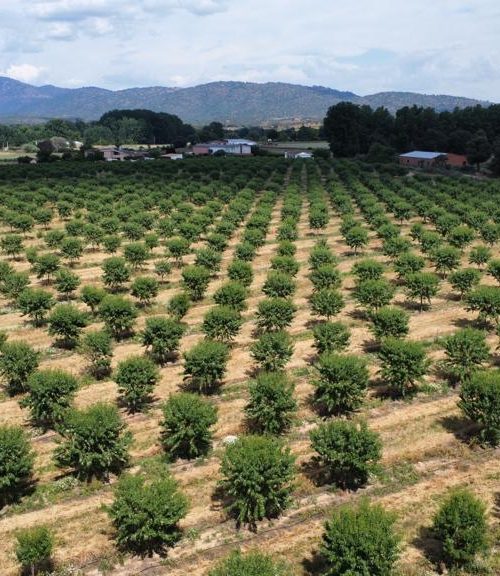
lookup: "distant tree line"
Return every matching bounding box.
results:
[323,102,500,173]
[228,124,323,143]
[0,112,322,152]
[0,110,196,150]
[98,109,197,147]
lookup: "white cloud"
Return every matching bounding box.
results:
[0,0,499,100]
[86,16,113,35]
[139,0,227,16]
[46,22,74,40]
[30,0,227,22]
[30,0,113,21]
[178,0,227,15]
[1,64,44,83]
[21,0,227,45]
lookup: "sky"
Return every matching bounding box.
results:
[0,0,499,101]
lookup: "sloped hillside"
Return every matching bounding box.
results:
[0,77,490,124]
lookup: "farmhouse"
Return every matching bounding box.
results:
[399,151,448,168]
[97,147,128,161]
[192,139,256,156]
[91,147,150,161]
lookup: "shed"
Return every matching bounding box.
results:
[161,153,183,160]
[399,151,447,168]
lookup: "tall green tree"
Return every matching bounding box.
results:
[114,356,159,412]
[161,393,217,460]
[108,470,188,555]
[432,489,488,568]
[314,353,369,416]
[141,316,185,364]
[459,369,500,446]
[321,501,400,576]
[442,329,489,385]
[54,403,131,481]
[0,341,39,395]
[209,550,288,576]
[0,425,34,506]
[378,338,428,397]
[245,372,297,435]
[219,435,295,529]
[466,129,492,170]
[22,369,79,430]
[323,102,376,157]
[310,420,382,487]
[15,526,54,576]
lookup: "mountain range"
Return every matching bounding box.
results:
[0,76,492,125]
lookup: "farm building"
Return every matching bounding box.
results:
[97,147,129,161]
[445,153,468,168]
[161,153,184,160]
[192,139,256,156]
[399,151,468,169]
[192,144,211,155]
[399,151,448,168]
[290,151,313,159]
[91,147,150,161]
[260,144,318,158]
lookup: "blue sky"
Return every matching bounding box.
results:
[0,0,499,100]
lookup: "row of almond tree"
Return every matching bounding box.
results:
[0,157,497,575]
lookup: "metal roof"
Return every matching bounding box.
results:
[200,139,256,147]
[399,151,447,159]
[224,139,256,146]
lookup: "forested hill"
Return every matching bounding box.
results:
[0,76,490,125]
